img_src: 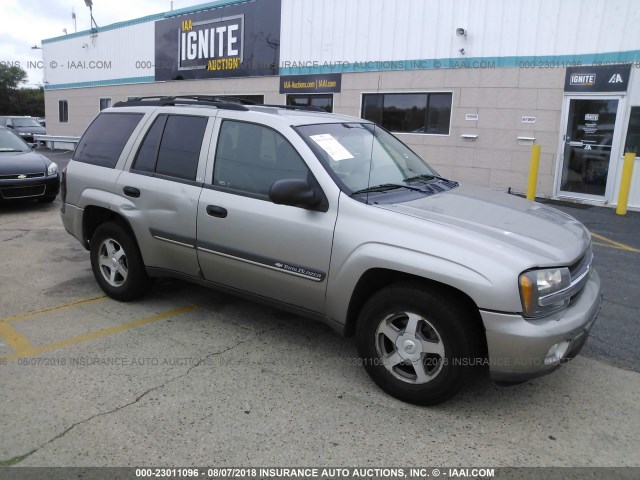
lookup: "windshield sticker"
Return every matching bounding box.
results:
[309,134,354,161]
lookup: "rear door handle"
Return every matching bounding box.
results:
[206,205,227,218]
[123,186,140,198]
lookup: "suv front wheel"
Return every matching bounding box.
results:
[356,283,478,405]
[90,222,151,301]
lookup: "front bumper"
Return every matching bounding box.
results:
[480,269,602,382]
[0,174,60,200]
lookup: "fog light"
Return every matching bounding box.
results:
[544,340,571,365]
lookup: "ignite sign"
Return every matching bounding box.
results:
[564,64,630,92]
[155,0,280,81]
[178,15,243,72]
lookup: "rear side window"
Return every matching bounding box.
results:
[133,115,167,173]
[75,113,143,168]
[132,115,207,182]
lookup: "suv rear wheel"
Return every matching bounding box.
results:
[90,222,151,301]
[356,283,478,405]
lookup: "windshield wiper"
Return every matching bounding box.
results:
[403,174,443,183]
[351,183,424,195]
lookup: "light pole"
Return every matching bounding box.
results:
[84,0,98,33]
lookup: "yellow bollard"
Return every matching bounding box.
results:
[526,144,541,201]
[616,152,636,215]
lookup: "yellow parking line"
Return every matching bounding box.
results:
[0,322,36,356]
[591,232,640,253]
[0,295,107,324]
[1,304,198,362]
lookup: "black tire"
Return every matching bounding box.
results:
[356,282,479,406]
[38,195,57,203]
[90,222,151,301]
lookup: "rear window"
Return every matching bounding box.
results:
[75,112,144,168]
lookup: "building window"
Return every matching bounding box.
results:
[216,94,264,104]
[287,94,333,112]
[125,95,264,105]
[361,92,452,135]
[624,107,640,156]
[58,100,68,123]
[99,98,112,111]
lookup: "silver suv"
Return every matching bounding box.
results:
[60,96,602,405]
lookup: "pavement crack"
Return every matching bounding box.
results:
[0,229,29,242]
[2,326,284,465]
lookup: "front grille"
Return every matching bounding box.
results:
[0,185,46,199]
[569,250,591,277]
[568,248,593,304]
[0,172,45,180]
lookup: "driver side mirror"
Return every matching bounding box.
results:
[269,179,322,210]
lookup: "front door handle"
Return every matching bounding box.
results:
[123,186,140,198]
[206,205,227,218]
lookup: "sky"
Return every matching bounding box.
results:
[0,0,202,87]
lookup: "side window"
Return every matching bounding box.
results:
[131,115,207,181]
[155,115,208,181]
[75,112,144,168]
[132,115,167,173]
[213,120,309,197]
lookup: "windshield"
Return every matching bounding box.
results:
[12,118,42,128]
[297,122,438,193]
[0,129,31,152]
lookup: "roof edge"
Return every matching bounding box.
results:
[42,0,254,44]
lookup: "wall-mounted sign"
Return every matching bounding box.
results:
[518,136,535,145]
[564,64,631,92]
[465,113,479,121]
[521,116,536,123]
[155,0,281,81]
[279,74,342,93]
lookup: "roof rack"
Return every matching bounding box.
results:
[113,95,249,111]
[258,104,327,112]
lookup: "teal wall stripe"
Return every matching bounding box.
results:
[44,50,640,90]
[279,51,640,75]
[45,76,155,90]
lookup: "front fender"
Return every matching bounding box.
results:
[326,242,496,325]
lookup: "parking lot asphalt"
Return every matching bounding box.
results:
[0,150,639,468]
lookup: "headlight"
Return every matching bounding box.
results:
[519,267,571,318]
[47,162,58,176]
[19,132,28,136]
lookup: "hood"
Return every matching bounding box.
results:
[0,151,49,174]
[377,183,590,265]
[13,125,46,135]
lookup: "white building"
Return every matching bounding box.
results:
[41,0,640,207]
